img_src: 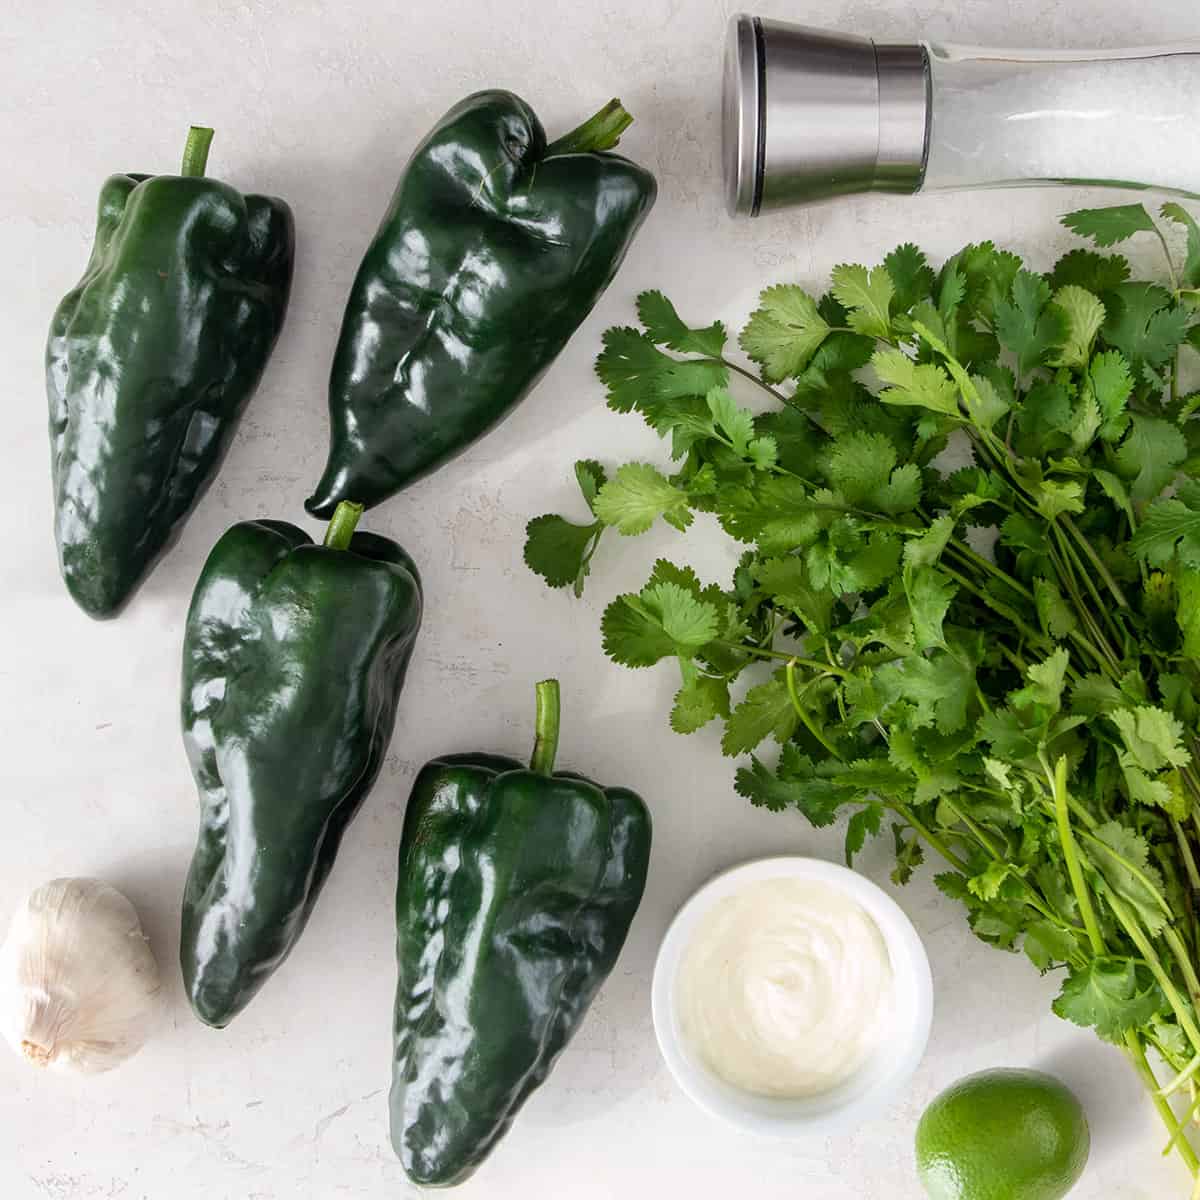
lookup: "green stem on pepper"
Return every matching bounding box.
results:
[530,679,561,775]
[546,100,633,156]
[180,125,215,178]
[323,501,364,551]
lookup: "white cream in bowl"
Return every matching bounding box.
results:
[675,877,894,1099]
[652,857,932,1137]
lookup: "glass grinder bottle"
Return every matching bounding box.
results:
[724,13,1200,215]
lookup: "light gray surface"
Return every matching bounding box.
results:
[1,2,1197,1197]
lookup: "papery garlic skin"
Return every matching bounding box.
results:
[0,878,161,1073]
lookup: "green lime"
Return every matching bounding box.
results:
[915,1068,1090,1200]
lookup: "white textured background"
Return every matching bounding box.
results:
[2,2,1199,1197]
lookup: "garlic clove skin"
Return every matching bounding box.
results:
[0,878,161,1074]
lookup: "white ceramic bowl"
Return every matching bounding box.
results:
[651,855,933,1137]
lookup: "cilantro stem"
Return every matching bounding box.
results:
[945,539,1034,602]
[1048,754,1106,956]
[1166,922,1200,1006]
[938,795,1075,931]
[1162,1087,1200,1157]
[1159,1048,1200,1098]
[891,801,969,873]
[711,358,798,411]
[938,564,1049,651]
[785,659,843,759]
[718,641,852,678]
[1152,222,1181,293]
[1126,1031,1200,1176]
[1061,514,1132,611]
[1051,524,1126,659]
[1075,828,1174,924]
[1174,818,1200,894]
[1107,891,1200,1055]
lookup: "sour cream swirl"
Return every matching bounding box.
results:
[676,877,893,1098]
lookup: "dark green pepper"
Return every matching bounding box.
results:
[180,501,422,1028]
[390,680,651,1186]
[305,92,656,517]
[47,126,294,618]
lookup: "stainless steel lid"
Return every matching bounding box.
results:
[723,14,930,216]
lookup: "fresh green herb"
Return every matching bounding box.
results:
[525,203,1200,1177]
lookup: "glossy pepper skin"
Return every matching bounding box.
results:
[180,502,422,1028]
[305,92,656,517]
[47,126,294,618]
[390,681,651,1186]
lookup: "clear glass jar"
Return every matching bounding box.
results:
[922,43,1200,197]
[724,15,1200,215]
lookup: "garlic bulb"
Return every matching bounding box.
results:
[0,878,161,1073]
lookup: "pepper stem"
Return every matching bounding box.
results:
[180,125,215,177]
[530,679,561,775]
[545,99,633,156]
[323,501,364,551]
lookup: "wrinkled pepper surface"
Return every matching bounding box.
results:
[47,125,294,618]
[390,680,651,1186]
[305,92,656,517]
[180,501,422,1028]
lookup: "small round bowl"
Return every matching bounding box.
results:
[651,855,933,1137]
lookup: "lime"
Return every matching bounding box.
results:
[915,1068,1090,1200]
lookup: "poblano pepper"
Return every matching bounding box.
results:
[390,680,651,1186]
[180,501,422,1028]
[305,92,656,517]
[47,125,294,618]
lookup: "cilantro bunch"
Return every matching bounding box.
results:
[525,202,1200,1176]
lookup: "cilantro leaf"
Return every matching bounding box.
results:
[884,244,936,312]
[1178,569,1200,658]
[671,675,731,734]
[831,263,895,340]
[637,290,726,357]
[907,569,957,650]
[876,649,976,733]
[1024,920,1079,972]
[1161,203,1200,289]
[824,431,922,514]
[594,463,693,534]
[735,754,815,814]
[722,671,800,756]
[739,285,831,382]
[846,802,884,865]
[891,823,926,886]
[1049,248,1131,294]
[595,327,726,417]
[1050,286,1106,369]
[1104,283,1191,372]
[574,459,608,511]
[1109,707,1190,773]
[1053,958,1165,1043]
[601,577,721,667]
[1087,821,1172,935]
[1034,577,1077,638]
[1131,480,1200,568]
[995,270,1063,374]
[523,515,601,592]
[1088,351,1133,442]
[903,516,956,570]
[1013,647,1071,714]
[1062,204,1157,248]
[872,348,961,417]
[705,387,775,468]
[1113,414,1187,504]
[524,460,610,593]
[1033,478,1085,521]
[753,556,834,635]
